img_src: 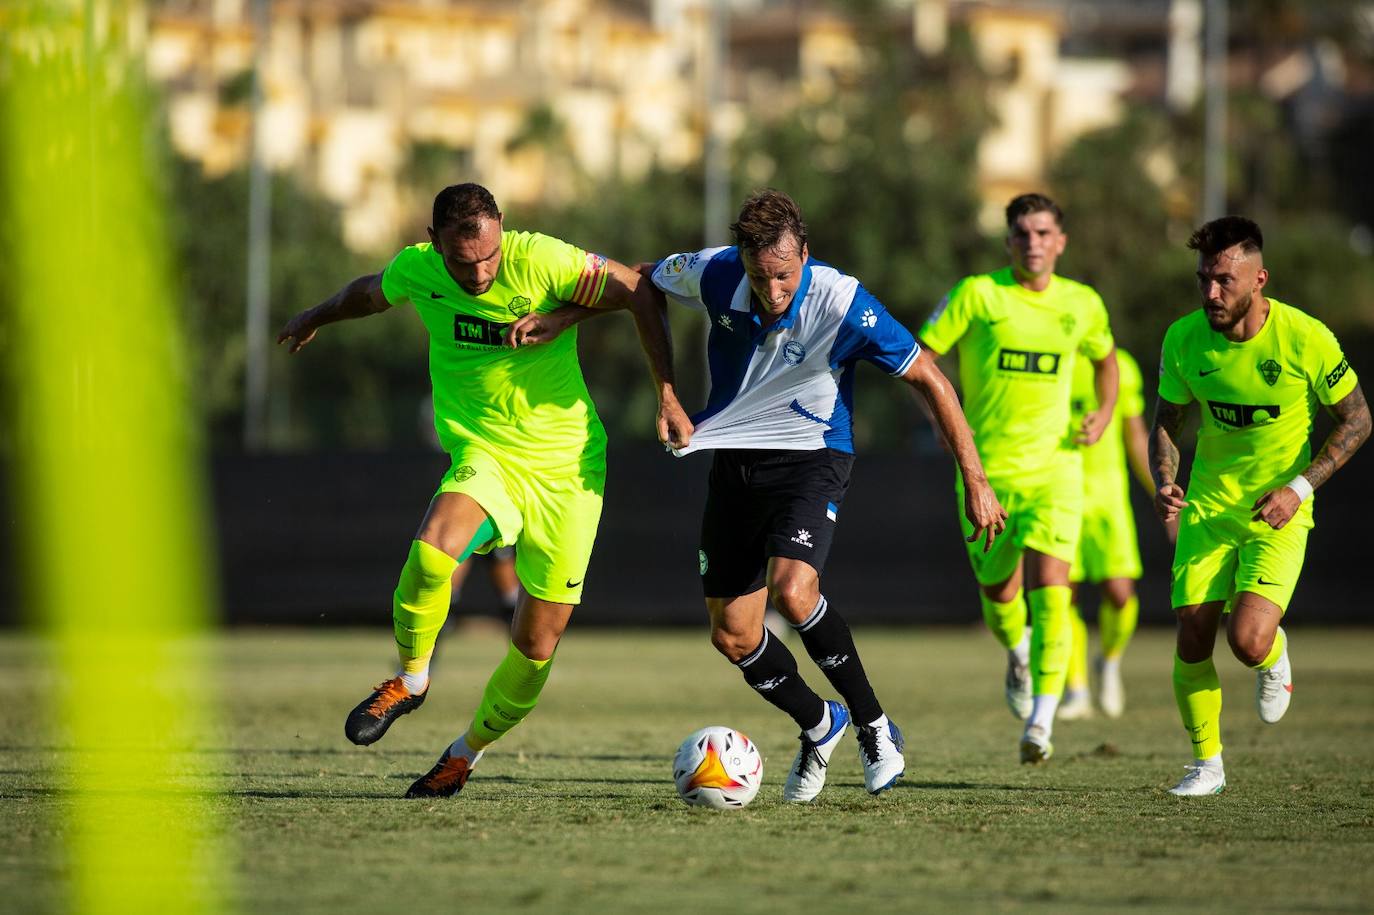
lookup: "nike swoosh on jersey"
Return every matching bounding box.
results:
[1199,368,1220,376]
[430,291,444,299]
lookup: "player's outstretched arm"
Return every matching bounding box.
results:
[1253,383,1371,530]
[1149,398,1191,525]
[616,261,691,449]
[277,272,390,354]
[1076,348,1120,446]
[903,349,1007,552]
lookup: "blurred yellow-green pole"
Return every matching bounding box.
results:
[1,2,229,913]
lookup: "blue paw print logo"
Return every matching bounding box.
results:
[861,308,878,328]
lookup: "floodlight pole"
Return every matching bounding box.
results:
[1201,0,1228,221]
[703,0,729,247]
[243,0,272,451]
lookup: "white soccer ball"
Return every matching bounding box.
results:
[672,726,763,809]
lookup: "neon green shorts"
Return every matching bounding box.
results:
[436,442,605,605]
[956,457,1083,586]
[1070,494,1143,583]
[1170,504,1310,611]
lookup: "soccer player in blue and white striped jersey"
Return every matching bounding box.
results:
[511,189,1005,800]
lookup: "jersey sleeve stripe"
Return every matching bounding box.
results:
[571,253,609,307]
[889,342,920,376]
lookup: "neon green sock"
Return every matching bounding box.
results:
[468,642,554,750]
[1173,655,1223,759]
[1100,594,1139,660]
[1253,627,1286,670]
[392,521,497,674]
[392,540,459,674]
[1027,586,1072,697]
[980,590,1027,650]
[1066,604,1089,691]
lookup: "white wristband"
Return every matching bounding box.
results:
[1285,475,1314,503]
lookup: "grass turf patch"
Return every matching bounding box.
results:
[1,626,1371,912]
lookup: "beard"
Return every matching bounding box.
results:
[1205,293,1254,332]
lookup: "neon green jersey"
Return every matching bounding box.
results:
[1158,298,1357,516]
[1071,347,1144,504]
[380,230,611,476]
[920,267,1115,478]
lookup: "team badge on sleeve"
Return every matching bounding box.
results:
[571,252,609,307]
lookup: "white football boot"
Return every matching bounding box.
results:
[1168,760,1226,796]
[1057,688,1093,721]
[1256,627,1293,724]
[1019,723,1054,764]
[855,718,905,794]
[782,701,850,803]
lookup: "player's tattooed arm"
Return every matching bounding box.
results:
[278,273,391,354]
[1149,398,1190,525]
[1253,384,1369,530]
[1304,384,1371,490]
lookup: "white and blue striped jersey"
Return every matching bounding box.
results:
[652,246,920,455]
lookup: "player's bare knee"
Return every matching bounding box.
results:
[766,579,816,622]
[511,630,558,662]
[709,625,754,663]
[1227,628,1270,667]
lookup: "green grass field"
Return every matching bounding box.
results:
[1,625,1371,913]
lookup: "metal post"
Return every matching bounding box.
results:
[1201,0,1228,221]
[243,0,272,451]
[702,0,729,247]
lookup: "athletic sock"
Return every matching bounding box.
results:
[803,703,833,742]
[1027,585,1073,700]
[445,732,484,765]
[1066,603,1089,692]
[467,641,554,750]
[392,540,459,674]
[399,669,429,694]
[1100,594,1139,660]
[981,590,1028,650]
[793,596,882,725]
[1253,627,1286,670]
[1029,693,1059,730]
[1099,656,1121,680]
[1173,654,1223,760]
[736,628,827,732]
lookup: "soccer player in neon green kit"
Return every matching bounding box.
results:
[278,183,691,798]
[920,193,1119,764]
[1151,216,1369,796]
[1058,347,1158,720]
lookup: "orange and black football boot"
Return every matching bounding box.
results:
[344,676,427,746]
[405,749,481,799]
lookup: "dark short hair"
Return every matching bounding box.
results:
[432,183,501,237]
[1187,216,1263,257]
[1005,193,1063,229]
[730,188,808,257]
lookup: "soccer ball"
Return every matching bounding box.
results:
[672,726,763,809]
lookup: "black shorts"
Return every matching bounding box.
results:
[698,448,855,598]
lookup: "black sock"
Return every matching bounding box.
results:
[735,629,826,731]
[794,596,883,725]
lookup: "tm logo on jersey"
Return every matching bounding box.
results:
[1208,400,1280,428]
[998,348,1061,375]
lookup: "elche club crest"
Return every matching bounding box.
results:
[1258,359,1281,386]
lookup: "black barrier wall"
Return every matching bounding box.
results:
[199,448,1364,625]
[0,447,1363,625]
